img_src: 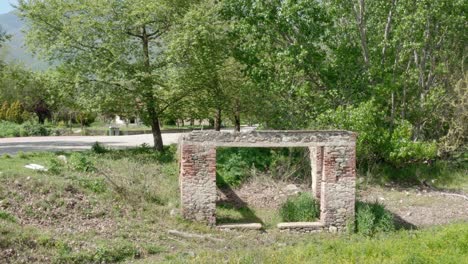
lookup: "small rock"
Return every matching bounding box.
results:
[379,197,385,201]
[26,176,31,180]
[406,212,412,216]
[405,191,410,196]
[24,164,47,171]
[399,199,403,204]
[170,209,179,217]
[57,155,67,163]
[284,184,300,195]
[328,226,338,233]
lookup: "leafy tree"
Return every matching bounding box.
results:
[168,0,258,131]
[18,0,197,151]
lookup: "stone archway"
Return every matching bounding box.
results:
[178,130,356,232]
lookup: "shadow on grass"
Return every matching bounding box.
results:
[392,212,418,230]
[216,175,264,225]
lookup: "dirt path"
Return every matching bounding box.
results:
[360,186,468,227]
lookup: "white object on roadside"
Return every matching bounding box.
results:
[24,164,48,171]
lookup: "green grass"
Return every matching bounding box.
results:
[362,160,468,192]
[1,148,467,263]
[188,223,468,264]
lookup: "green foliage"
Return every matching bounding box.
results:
[76,177,107,194]
[0,120,50,137]
[354,201,395,236]
[193,223,468,263]
[47,157,65,175]
[56,242,140,263]
[69,153,96,172]
[0,121,21,137]
[216,147,309,187]
[315,101,437,167]
[0,210,17,223]
[19,121,51,136]
[388,120,437,164]
[91,142,108,154]
[0,100,29,123]
[280,192,320,222]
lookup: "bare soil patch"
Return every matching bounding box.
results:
[218,177,468,228]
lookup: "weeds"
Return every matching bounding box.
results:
[280,192,320,222]
[69,153,96,172]
[354,201,395,236]
[0,210,17,223]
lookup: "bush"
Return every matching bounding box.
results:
[0,120,50,137]
[314,101,438,168]
[20,121,51,136]
[0,121,21,137]
[354,201,395,236]
[280,192,320,222]
[48,157,65,175]
[91,142,108,154]
[216,147,309,187]
[69,153,96,172]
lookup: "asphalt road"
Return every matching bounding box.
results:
[0,127,257,155]
[0,133,182,155]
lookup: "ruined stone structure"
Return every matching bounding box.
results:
[179,130,357,232]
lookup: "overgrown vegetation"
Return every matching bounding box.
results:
[353,201,396,237]
[216,147,310,187]
[279,192,320,222]
[0,120,50,137]
[0,148,466,263]
[190,223,468,263]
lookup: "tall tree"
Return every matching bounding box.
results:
[18,0,195,150]
[168,0,255,132]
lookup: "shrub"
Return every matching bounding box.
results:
[69,153,96,172]
[48,157,65,175]
[0,121,21,137]
[91,142,108,154]
[280,192,320,222]
[20,121,51,136]
[354,201,395,236]
[216,147,309,187]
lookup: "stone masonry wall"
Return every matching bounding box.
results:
[179,144,217,225]
[179,130,356,231]
[320,145,356,231]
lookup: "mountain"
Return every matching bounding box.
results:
[0,11,48,70]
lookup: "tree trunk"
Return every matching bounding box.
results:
[234,100,241,132]
[141,25,163,151]
[150,113,164,151]
[214,108,222,131]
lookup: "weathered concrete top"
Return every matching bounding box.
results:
[180,130,356,147]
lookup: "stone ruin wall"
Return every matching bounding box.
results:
[179,130,356,232]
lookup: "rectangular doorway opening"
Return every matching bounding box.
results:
[215,146,319,230]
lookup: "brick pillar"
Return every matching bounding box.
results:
[179,144,217,225]
[309,146,323,200]
[320,145,356,231]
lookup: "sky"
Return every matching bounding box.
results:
[0,0,17,14]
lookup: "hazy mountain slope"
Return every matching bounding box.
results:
[0,11,48,70]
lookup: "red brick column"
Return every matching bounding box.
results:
[319,145,356,231]
[179,144,217,225]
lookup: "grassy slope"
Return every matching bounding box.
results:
[0,149,467,263]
